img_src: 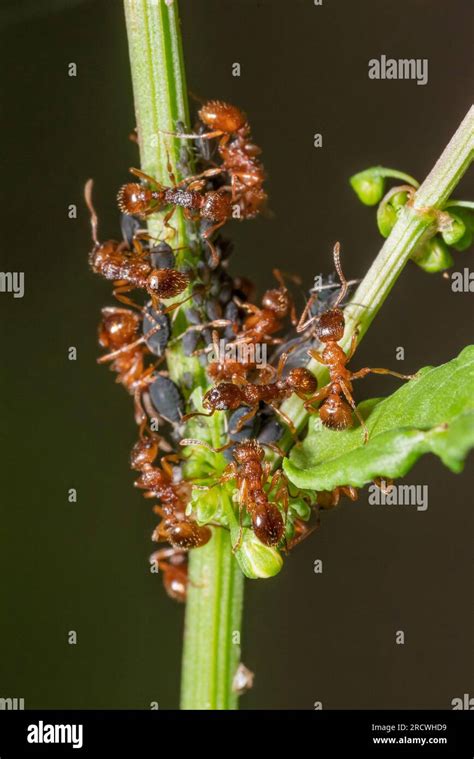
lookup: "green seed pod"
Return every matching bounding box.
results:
[447,206,474,233]
[441,212,466,246]
[391,190,410,212]
[234,528,283,579]
[411,237,454,273]
[377,201,398,237]
[452,226,473,252]
[350,169,385,206]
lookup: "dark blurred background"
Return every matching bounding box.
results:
[0,0,472,710]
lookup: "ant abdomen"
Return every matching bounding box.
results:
[251,502,284,546]
[98,308,140,349]
[130,437,159,470]
[319,394,353,430]
[167,521,212,549]
[199,100,247,133]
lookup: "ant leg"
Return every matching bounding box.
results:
[307,348,326,364]
[130,167,165,189]
[181,409,215,423]
[97,319,166,364]
[201,220,227,266]
[261,442,286,458]
[339,380,369,443]
[113,284,142,310]
[285,520,318,551]
[232,479,248,553]
[346,329,360,362]
[272,268,302,287]
[131,236,150,259]
[303,384,330,414]
[161,290,196,315]
[232,405,258,433]
[276,352,289,379]
[168,319,230,347]
[373,477,394,493]
[269,404,298,441]
[340,485,358,501]
[158,127,224,141]
[176,167,223,188]
[162,206,177,235]
[350,366,417,381]
[233,299,260,315]
[160,454,181,478]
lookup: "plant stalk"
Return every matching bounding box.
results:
[123,0,244,710]
[279,105,474,446]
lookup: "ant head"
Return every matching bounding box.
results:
[147,269,189,298]
[199,100,247,134]
[98,307,140,349]
[262,287,290,317]
[203,382,242,411]
[316,308,345,343]
[286,367,318,395]
[117,183,152,216]
[234,439,264,464]
[201,190,233,221]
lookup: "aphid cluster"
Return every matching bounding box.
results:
[89,99,412,597]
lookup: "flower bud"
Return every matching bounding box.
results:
[390,190,410,211]
[350,169,385,206]
[377,201,397,237]
[234,528,283,579]
[452,227,473,252]
[441,212,466,246]
[411,237,454,273]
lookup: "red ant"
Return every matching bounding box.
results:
[163,100,267,219]
[130,433,211,550]
[228,269,298,349]
[97,306,166,425]
[304,243,415,441]
[182,438,288,549]
[85,179,190,310]
[149,547,188,603]
[184,353,317,435]
[117,168,232,264]
[206,330,275,384]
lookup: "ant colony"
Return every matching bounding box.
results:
[88,100,413,599]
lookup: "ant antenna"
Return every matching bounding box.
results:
[333,242,348,309]
[84,179,99,246]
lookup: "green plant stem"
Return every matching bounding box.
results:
[123,0,244,711]
[181,528,244,710]
[279,105,474,449]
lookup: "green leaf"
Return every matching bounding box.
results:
[283,346,474,491]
